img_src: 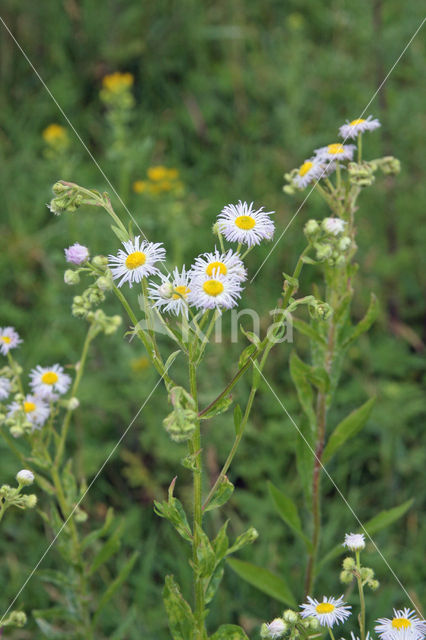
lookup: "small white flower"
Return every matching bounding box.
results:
[108,236,166,288]
[16,469,35,485]
[375,609,426,640]
[323,217,347,236]
[29,364,71,399]
[266,618,287,638]
[190,248,247,282]
[343,532,365,551]
[0,327,23,356]
[8,394,50,428]
[294,159,326,188]
[339,115,381,140]
[314,143,356,162]
[300,595,351,628]
[217,201,275,247]
[149,266,192,317]
[188,273,242,312]
[64,243,90,265]
[0,377,11,400]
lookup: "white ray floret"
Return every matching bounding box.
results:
[0,377,11,400]
[323,217,347,236]
[190,248,247,282]
[339,116,381,140]
[343,532,365,551]
[314,143,356,162]
[108,236,166,288]
[149,266,192,317]
[188,273,242,312]
[217,201,275,247]
[265,618,287,638]
[294,159,326,189]
[29,364,72,399]
[8,393,50,429]
[300,595,351,628]
[0,327,23,356]
[375,608,426,640]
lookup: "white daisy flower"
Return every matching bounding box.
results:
[29,364,72,399]
[190,248,247,282]
[0,377,11,400]
[188,272,242,312]
[339,116,381,140]
[217,201,275,247]
[323,217,347,236]
[294,159,326,189]
[8,394,50,428]
[375,609,426,640]
[0,327,23,356]
[314,143,356,163]
[108,236,166,288]
[300,595,351,628]
[343,532,365,551]
[149,266,192,317]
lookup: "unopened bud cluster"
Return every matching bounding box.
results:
[163,386,198,443]
[49,182,86,215]
[261,609,319,639]
[0,472,37,517]
[304,217,351,266]
[1,610,27,628]
[340,555,379,590]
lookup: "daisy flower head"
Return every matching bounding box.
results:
[314,143,356,163]
[190,248,247,283]
[323,217,347,236]
[0,327,23,356]
[108,236,166,288]
[375,609,426,640]
[339,115,381,140]
[343,532,365,551]
[8,393,50,429]
[294,158,326,189]
[29,364,71,399]
[188,272,242,312]
[0,377,11,400]
[149,266,192,317]
[217,201,275,247]
[264,618,287,639]
[64,243,90,265]
[300,595,351,628]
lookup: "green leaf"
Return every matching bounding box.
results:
[292,318,326,345]
[205,565,225,605]
[88,525,122,576]
[37,569,75,588]
[154,478,192,543]
[238,343,257,369]
[93,552,139,623]
[296,425,314,504]
[110,224,129,243]
[82,507,114,550]
[204,477,234,512]
[341,293,379,347]
[227,559,296,606]
[240,325,261,346]
[268,482,312,550]
[163,575,195,640]
[227,527,259,555]
[364,499,413,535]
[164,349,182,372]
[32,606,75,622]
[322,397,376,464]
[289,351,316,429]
[194,523,216,578]
[212,521,229,562]
[35,618,71,639]
[211,624,249,639]
[233,404,243,435]
[200,394,233,420]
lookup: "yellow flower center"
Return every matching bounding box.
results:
[24,401,36,413]
[392,618,411,630]
[235,215,255,230]
[316,603,335,614]
[350,118,365,126]
[299,161,313,177]
[206,261,227,277]
[102,72,134,93]
[172,285,190,300]
[1,336,11,344]
[203,280,224,297]
[327,143,345,155]
[125,251,146,269]
[42,371,59,385]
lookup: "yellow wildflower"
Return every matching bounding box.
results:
[102,72,134,94]
[42,124,68,145]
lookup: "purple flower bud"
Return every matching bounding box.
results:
[64,243,89,265]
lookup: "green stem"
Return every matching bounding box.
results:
[358,132,363,163]
[328,627,336,640]
[356,551,366,640]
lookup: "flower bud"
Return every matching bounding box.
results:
[360,567,374,581]
[322,217,346,236]
[67,397,80,410]
[342,556,356,570]
[340,570,354,584]
[338,236,351,251]
[96,275,113,291]
[304,219,320,237]
[262,618,287,638]
[7,611,27,627]
[16,470,34,486]
[52,181,69,195]
[23,494,37,508]
[368,579,379,590]
[315,242,333,261]
[91,255,109,269]
[64,270,80,285]
[157,282,174,299]
[283,609,299,623]
[10,425,24,438]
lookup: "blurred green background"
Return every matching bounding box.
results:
[0,1,425,638]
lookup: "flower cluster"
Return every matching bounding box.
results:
[303,217,351,266]
[100,71,135,110]
[133,166,184,196]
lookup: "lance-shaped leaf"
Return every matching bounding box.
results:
[322,397,376,464]
[292,318,327,345]
[93,552,139,623]
[227,559,296,606]
[204,476,234,513]
[268,482,312,551]
[88,524,123,576]
[211,624,250,639]
[163,575,195,640]
[154,477,192,543]
[199,394,233,420]
[227,527,259,555]
[289,351,316,429]
[341,293,379,347]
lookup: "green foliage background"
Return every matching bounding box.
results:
[0,1,425,638]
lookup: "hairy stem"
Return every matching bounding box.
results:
[356,551,366,640]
